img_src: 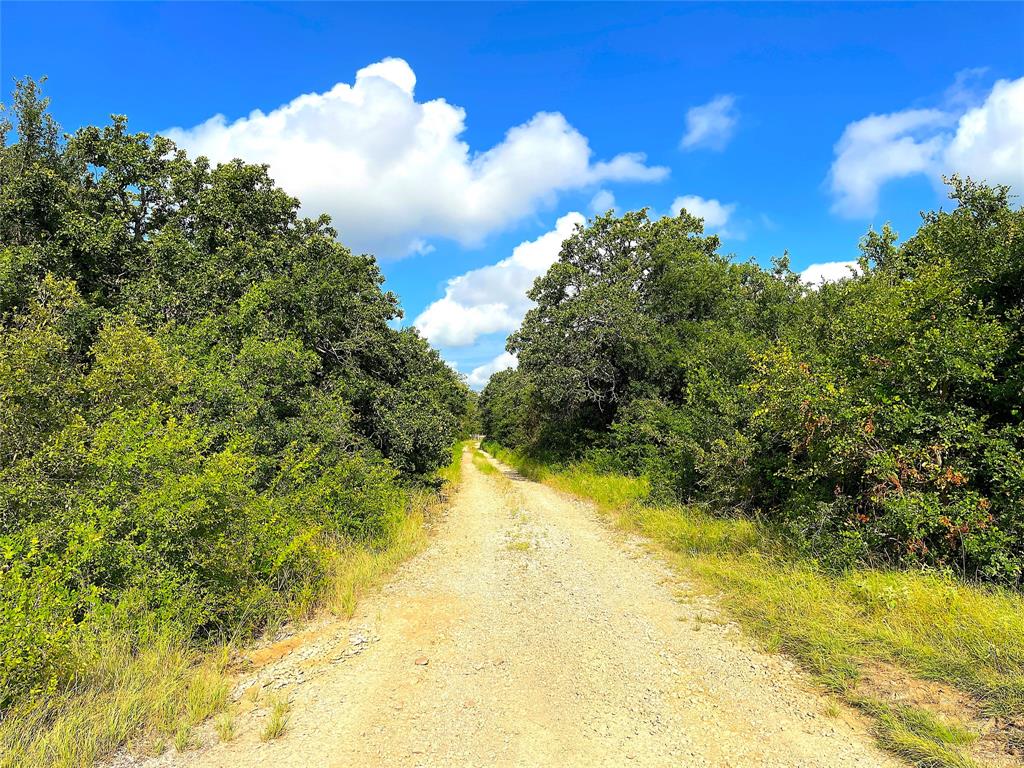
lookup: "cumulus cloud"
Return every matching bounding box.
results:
[828,109,953,217]
[798,260,860,286]
[467,352,517,389]
[415,212,585,348]
[670,194,739,237]
[945,77,1024,190]
[829,76,1024,218]
[680,95,738,151]
[165,58,667,257]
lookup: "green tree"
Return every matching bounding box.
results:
[0,78,471,712]
[487,181,1023,583]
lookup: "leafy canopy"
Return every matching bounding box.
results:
[485,178,1023,585]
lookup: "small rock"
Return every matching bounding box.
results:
[415,656,430,666]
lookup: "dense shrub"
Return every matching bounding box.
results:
[483,178,1023,584]
[0,80,469,711]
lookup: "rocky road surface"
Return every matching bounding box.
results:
[134,445,897,767]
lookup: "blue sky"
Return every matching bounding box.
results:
[4,2,1023,386]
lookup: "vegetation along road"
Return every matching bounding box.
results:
[4,78,1020,768]
[130,444,897,768]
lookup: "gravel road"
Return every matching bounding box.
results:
[135,444,898,767]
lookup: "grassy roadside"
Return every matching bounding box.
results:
[481,441,1024,768]
[0,441,469,768]
[471,445,500,476]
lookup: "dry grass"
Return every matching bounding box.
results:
[0,629,230,768]
[323,498,430,618]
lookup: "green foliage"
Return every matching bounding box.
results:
[0,77,470,729]
[477,369,535,448]
[484,176,1024,585]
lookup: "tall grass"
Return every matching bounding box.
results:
[483,442,1023,768]
[322,491,431,618]
[0,630,230,768]
[0,441,468,768]
[481,441,548,481]
[855,698,980,768]
[605,502,1024,715]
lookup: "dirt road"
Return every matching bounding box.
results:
[144,445,897,767]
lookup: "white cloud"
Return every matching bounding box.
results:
[828,76,1024,218]
[165,58,667,257]
[829,109,953,217]
[670,194,737,234]
[415,212,585,347]
[799,260,860,286]
[945,77,1024,190]
[680,95,738,151]
[467,352,517,389]
[589,189,616,215]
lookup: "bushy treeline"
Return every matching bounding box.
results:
[481,178,1023,584]
[0,81,470,709]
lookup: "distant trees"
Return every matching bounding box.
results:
[483,178,1023,584]
[0,79,470,709]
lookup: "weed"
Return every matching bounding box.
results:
[855,699,979,767]
[692,613,727,629]
[173,726,192,753]
[215,710,235,742]
[260,694,291,742]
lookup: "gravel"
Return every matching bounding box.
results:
[129,446,898,768]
